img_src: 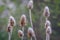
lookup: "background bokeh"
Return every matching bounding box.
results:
[0,0,60,40]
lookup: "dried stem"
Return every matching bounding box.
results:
[29,9,37,40]
[29,9,33,28]
[8,27,13,40]
[22,27,24,40]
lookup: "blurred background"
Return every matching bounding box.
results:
[0,0,60,40]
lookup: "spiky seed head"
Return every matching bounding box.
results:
[20,14,27,27]
[27,0,33,9]
[45,19,51,28]
[7,24,12,32]
[43,6,50,18]
[27,27,35,37]
[46,26,52,34]
[9,16,16,26]
[18,30,24,38]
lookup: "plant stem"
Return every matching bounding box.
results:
[8,32,11,40]
[29,9,37,40]
[21,36,23,40]
[31,37,32,40]
[29,9,33,28]
[8,27,13,40]
[34,35,37,40]
[22,27,24,40]
[22,27,24,34]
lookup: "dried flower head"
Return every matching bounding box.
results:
[43,6,50,18]
[27,0,33,9]
[20,14,27,27]
[18,30,24,38]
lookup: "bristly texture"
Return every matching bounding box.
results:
[46,26,52,34]
[18,30,24,38]
[8,16,16,26]
[7,15,15,40]
[7,23,13,32]
[27,0,33,9]
[27,27,35,38]
[45,19,51,28]
[43,6,50,18]
[20,14,27,27]
[7,24,11,32]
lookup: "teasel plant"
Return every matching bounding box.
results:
[19,14,27,40]
[27,0,33,28]
[7,16,16,40]
[43,6,52,40]
[43,6,50,20]
[27,0,36,40]
[45,19,51,29]
[45,19,52,40]
[27,27,36,40]
[18,30,24,40]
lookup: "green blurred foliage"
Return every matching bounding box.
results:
[0,0,60,40]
